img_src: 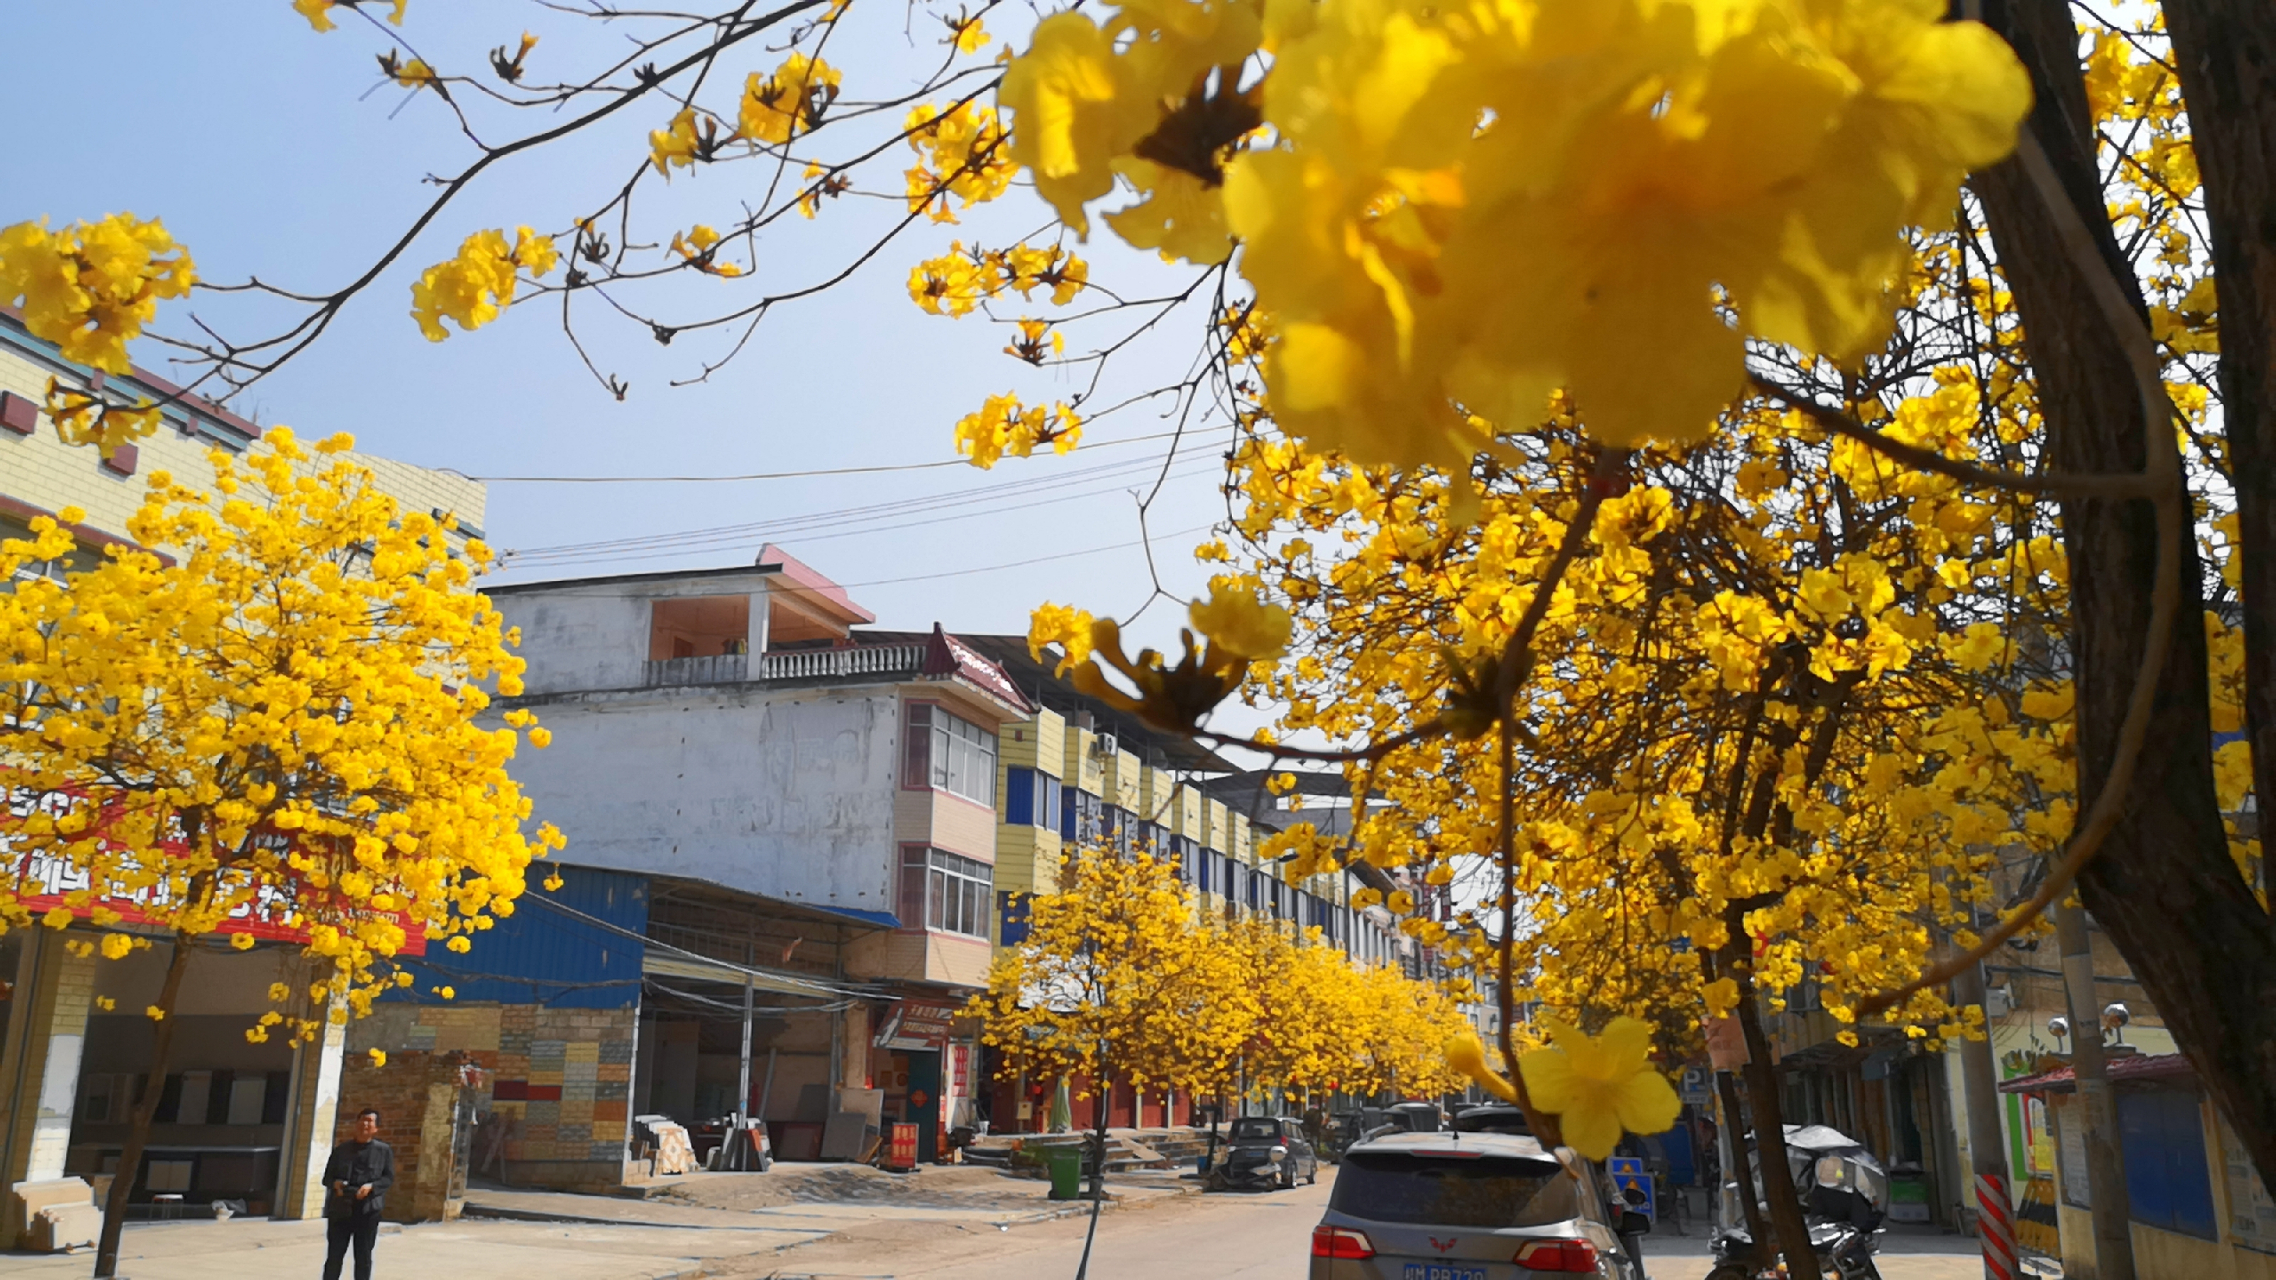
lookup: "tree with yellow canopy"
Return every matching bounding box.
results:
[0,430,561,1276]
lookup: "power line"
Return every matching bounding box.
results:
[466,429,1186,483]
[827,521,1218,590]
[499,457,1221,569]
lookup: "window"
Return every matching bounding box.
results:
[904,703,997,806]
[900,847,993,938]
[1330,1151,1579,1228]
[1004,767,1061,827]
[1062,788,1105,845]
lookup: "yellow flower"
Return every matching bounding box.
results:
[95,996,116,1012]
[231,931,257,951]
[40,906,73,929]
[1517,1016,1680,1160]
[953,393,1081,468]
[293,0,336,32]
[145,1005,167,1021]
[1028,603,1096,675]
[997,13,1149,236]
[438,986,456,999]
[1444,1029,1517,1103]
[542,871,565,892]
[527,726,552,748]
[738,54,841,144]
[1386,889,1415,916]
[944,10,989,53]
[0,214,195,375]
[650,108,705,178]
[368,1049,387,1067]
[447,935,472,953]
[1189,586,1292,661]
[100,933,133,960]
[409,226,556,340]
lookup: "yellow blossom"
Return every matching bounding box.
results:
[409,226,557,340]
[1517,1016,1680,1160]
[1188,586,1292,661]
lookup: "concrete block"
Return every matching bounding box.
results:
[10,1178,93,1250]
[29,1202,99,1252]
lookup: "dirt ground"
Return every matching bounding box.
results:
[657,1161,1059,1213]
[698,1180,1219,1279]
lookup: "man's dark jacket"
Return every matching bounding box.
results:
[321,1138,396,1219]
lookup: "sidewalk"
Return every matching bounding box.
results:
[0,1166,1199,1280]
[0,1216,752,1280]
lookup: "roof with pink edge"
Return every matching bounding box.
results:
[754,541,875,626]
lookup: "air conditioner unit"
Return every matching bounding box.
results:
[1094,732,1119,759]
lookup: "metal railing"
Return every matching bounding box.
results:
[639,643,928,688]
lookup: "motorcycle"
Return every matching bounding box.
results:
[1705,1124,1888,1280]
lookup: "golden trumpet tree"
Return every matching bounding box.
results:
[0,429,561,1275]
[13,3,2276,1269]
[970,845,1256,1154]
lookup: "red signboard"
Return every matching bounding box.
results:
[887,1123,918,1172]
[4,787,427,955]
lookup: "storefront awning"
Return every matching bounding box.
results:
[640,949,854,1000]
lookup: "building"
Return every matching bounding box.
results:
[2004,1053,2276,1279]
[0,307,487,1242]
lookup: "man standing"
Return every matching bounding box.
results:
[321,1107,394,1280]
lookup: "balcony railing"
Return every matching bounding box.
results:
[640,643,928,689]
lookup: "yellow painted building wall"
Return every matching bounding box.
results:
[1062,727,1102,797]
[0,338,484,544]
[1105,748,1141,813]
[1202,798,1228,853]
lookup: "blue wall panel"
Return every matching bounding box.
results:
[388,863,649,1009]
[2119,1087,2217,1240]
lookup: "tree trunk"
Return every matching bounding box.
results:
[2163,0,2276,846]
[1734,986,1819,1276]
[1090,1048,1112,1199]
[94,934,195,1278]
[2160,0,2276,1185]
[1975,0,2276,1189]
[1715,1069,1774,1269]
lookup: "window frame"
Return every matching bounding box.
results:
[898,844,995,939]
[902,701,999,808]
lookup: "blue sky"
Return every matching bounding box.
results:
[3,2,1235,659]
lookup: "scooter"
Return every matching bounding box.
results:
[1705,1124,1889,1280]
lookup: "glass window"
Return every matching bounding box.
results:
[903,703,998,807]
[904,848,993,939]
[1330,1152,1579,1228]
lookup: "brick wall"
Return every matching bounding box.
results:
[348,1003,636,1195]
[337,1049,475,1223]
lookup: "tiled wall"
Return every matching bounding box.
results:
[348,1002,637,1195]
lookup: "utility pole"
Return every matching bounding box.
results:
[2056,898,2134,1280]
[1955,960,2018,1280]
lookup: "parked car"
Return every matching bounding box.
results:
[1362,1100,1447,1143]
[1309,1131,1644,1279]
[1451,1103,1531,1136]
[1212,1115,1321,1191]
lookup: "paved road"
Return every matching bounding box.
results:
[763,1168,1999,1280]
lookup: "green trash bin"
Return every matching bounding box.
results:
[1046,1146,1084,1201]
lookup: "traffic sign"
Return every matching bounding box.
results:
[1607,1156,1655,1219]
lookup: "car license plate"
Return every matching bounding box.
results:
[1401,1266,1487,1280]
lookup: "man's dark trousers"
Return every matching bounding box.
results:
[323,1211,380,1280]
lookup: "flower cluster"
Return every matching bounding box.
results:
[409,226,559,341]
[0,213,195,375]
[952,392,1082,468]
[904,101,1017,223]
[995,0,2031,468]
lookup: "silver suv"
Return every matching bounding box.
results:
[1308,1131,1641,1279]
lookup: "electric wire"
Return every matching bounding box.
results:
[466,429,1185,483]
[507,448,1185,560]
[499,456,1222,571]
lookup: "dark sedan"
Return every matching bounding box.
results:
[1211,1115,1321,1191]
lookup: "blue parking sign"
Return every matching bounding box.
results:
[1607,1156,1655,1219]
